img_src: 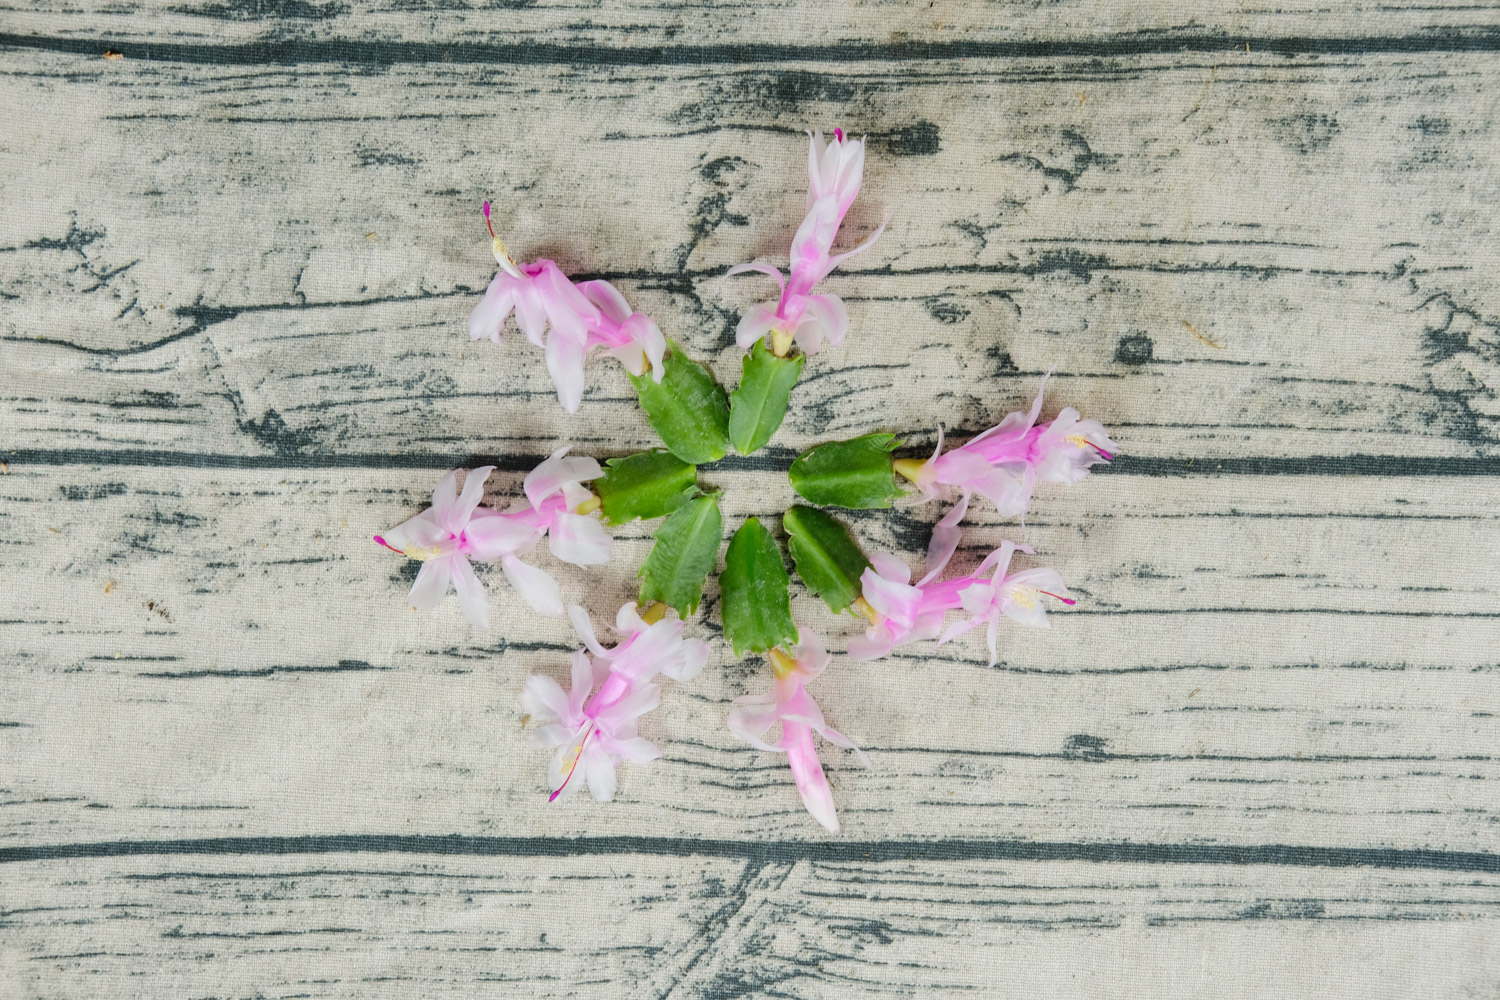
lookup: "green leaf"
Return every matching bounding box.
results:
[788,434,903,509]
[728,341,805,455]
[719,517,799,657]
[783,505,872,613]
[637,494,722,617]
[593,450,698,526]
[628,342,730,464]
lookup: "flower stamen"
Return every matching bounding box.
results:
[1037,589,1077,606]
[482,201,524,278]
[549,720,597,802]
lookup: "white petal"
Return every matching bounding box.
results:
[544,330,588,413]
[449,557,490,629]
[501,554,564,616]
[519,674,571,728]
[568,605,611,658]
[406,556,454,611]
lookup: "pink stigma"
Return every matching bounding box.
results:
[834,127,844,142]
[372,535,403,555]
[1088,441,1114,461]
[1038,590,1076,606]
[482,201,496,238]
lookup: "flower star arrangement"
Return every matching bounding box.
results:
[375,128,1118,832]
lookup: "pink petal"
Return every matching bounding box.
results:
[793,629,830,678]
[429,470,459,521]
[735,301,783,350]
[520,674,572,730]
[406,555,454,611]
[577,279,631,324]
[544,329,588,413]
[793,294,849,356]
[568,649,594,717]
[500,554,563,616]
[917,494,970,587]
[462,511,541,562]
[449,556,489,629]
[723,261,787,297]
[847,629,895,662]
[443,465,493,534]
[785,723,839,833]
[468,276,517,344]
[548,512,612,566]
[727,692,784,753]
[568,605,611,658]
[513,282,548,346]
[869,551,912,586]
[524,448,601,509]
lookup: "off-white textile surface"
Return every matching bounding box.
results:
[3,2,1500,996]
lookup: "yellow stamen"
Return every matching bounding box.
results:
[492,237,523,278]
[1065,434,1091,450]
[403,543,444,561]
[639,601,668,625]
[768,647,799,679]
[574,494,601,516]
[1009,586,1038,610]
[892,458,926,483]
[852,596,881,626]
[770,328,794,357]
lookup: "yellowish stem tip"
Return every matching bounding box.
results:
[770,329,794,358]
[639,601,669,625]
[574,495,602,516]
[892,458,926,483]
[768,647,799,679]
[851,596,881,626]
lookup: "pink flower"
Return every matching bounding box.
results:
[568,601,709,688]
[727,631,868,833]
[895,379,1118,517]
[846,498,1076,663]
[846,500,971,661]
[941,541,1075,666]
[523,601,707,803]
[520,650,662,803]
[374,450,611,626]
[724,129,885,358]
[469,202,666,413]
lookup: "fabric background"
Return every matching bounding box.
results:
[3,3,1500,995]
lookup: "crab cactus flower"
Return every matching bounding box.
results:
[941,541,1076,666]
[374,451,611,625]
[728,631,869,833]
[469,202,666,413]
[521,649,663,803]
[894,380,1118,517]
[724,128,885,359]
[569,601,710,689]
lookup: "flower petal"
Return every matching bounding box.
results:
[468,276,517,344]
[568,605,611,658]
[406,555,454,611]
[442,466,493,534]
[547,512,613,567]
[381,510,449,553]
[520,673,572,729]
[449,556,489,629]
[525,447,602,509]
[544,329,588,413]
[582,743,618,802]
[735,301,783,351]
[462,511,541,562]
[727,692,785,753]
[577,279,631,324]
[568,649,594,717]
[500,554,564,616]
[794,294,850,355]
[429,470,459,521]
[917,494,969,587]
